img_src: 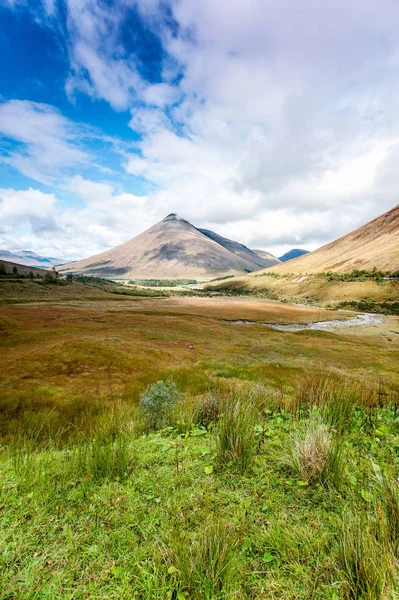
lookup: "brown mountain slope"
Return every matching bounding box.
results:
[60,214,272,279]
[252,249,282,264]
[258,203,399,275]
[197,229,279,268]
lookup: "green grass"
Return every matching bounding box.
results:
[2,379,399,598]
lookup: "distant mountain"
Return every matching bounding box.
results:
[278,249,310,262]
[252,249,282,265]
[0,250,67,268]
[255,203,399,275]
[60,214,277,279]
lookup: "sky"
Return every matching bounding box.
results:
[1,0,399,260]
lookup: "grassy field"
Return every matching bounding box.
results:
[210,271,399,314]
[1,285,399,598]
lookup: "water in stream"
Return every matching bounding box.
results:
[227,313,383,332]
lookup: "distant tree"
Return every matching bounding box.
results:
[12,266,18,276]
[66,273,73,282]
[28,270,34,280]
[52,266,60,279]
[0,262,6,277]
[44,271,55,284]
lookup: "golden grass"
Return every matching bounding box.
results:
[0,294,398,443]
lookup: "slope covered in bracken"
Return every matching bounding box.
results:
[263,203,399,275]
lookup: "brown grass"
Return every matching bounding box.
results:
[0,294,398,443]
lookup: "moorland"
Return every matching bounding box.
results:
[1,274,399,599]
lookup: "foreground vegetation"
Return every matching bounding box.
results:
[1,292,398,597]
[2,377,399,598]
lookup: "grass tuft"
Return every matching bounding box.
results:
[70,432,135,481]
[338,510,392,600]
[165,517,242,599]
[279,409,344,486]
[216,393,258,473]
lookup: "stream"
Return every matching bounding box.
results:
[226,313,384,332]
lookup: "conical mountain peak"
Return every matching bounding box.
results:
[60,213,279,279]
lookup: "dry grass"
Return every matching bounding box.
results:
[0,294,398,445]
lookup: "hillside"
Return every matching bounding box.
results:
[198,230,279,268]
[0,260,48,277]
[0,250,66,268]
[60,214,274,279]
[251,249,281,264]
[262,204,399,275]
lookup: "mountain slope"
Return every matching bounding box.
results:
[198,230,280,268]
[248,249,281,265]
[278,249,310,262]
[60,214,272,279]
[258,204,399,275]
[0,250,66,268]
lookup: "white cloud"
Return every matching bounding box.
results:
[0,178,155,259]
[0,100,90,184]
[3,0,399,256]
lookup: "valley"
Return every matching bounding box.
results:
[1,288,399,598]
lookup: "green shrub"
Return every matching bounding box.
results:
[216,394,257,473]
[194,393,220,428]
[139,380,179,430]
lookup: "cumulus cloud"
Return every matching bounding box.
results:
[3,0,399,257]
[0,100,90,184]
[0,178,156,259]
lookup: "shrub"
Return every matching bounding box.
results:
[194,393,220,428]
[165,517,242,598]
[279,410,344,486]
[338,511,391,599]
[216,394,257,473]
[139,380,179,430]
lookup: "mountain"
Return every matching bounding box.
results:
[251,249,281,265]
[198,230,280,268]
[0,250,66,268]
[0,259,48,277]
[60,214,276,279]
[278,249,310,262]
[255,204,399,275]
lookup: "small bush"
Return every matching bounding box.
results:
[165,517,242,598]
[194,393,220,428]
[338,511,391,599]
[279,410,343,486]
[216,394,257,473]
[139,380,179,430]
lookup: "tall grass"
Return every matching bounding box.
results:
[216,393,258,473]
[165,517,242,599]
[376,471,399,557]
[293,376,357,432]
[70,432,135,482]
[338,510,392,599]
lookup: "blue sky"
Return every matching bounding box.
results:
[1,0,399,259]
